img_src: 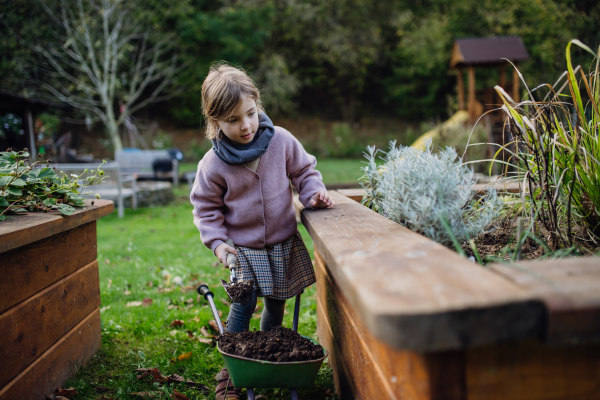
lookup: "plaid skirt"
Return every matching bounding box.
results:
[235,232,315,300]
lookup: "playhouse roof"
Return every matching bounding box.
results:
[450,36,529,68]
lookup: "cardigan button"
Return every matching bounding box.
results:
[261,222,265,226]
[255,175,259,180]
[258,200,263,204]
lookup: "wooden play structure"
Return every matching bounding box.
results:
[451,36,529,123]
[296,191,600,400]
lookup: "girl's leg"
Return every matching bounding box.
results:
[224,290,258,333]
[260,296,286,331]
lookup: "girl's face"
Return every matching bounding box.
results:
[216,95,259,144]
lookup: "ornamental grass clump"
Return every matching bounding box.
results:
[0,150,104,220]
[360,140,503,246]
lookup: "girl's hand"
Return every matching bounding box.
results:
[310,191,335,208]
[215,242,238,268]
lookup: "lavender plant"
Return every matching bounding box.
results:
[360,140,503,246]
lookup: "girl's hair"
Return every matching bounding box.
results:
[201,63,263,140]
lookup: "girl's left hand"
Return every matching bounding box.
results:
[310,191,335,208]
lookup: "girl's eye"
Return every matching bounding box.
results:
[229,119,237,123]
[249,112,255,117]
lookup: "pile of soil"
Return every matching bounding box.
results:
[218,326,325,362]
[221,279,254,305]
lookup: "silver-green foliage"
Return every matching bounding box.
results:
[360,140,503,245]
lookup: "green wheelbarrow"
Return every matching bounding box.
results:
[197,284,328,400]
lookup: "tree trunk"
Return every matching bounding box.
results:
[106,118,123,153]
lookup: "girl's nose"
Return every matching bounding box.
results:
[241,118,251,131]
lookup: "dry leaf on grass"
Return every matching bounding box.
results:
[185,298,194,304]
[220,298,231,307]
[95,386,111,393]
[200,326,214,338]
[184,379,210,392]
[186,330,195,338]
[107,278,112,288]
[166,374,185,383]
[124,290,132,295]
[171,390,191,400]
[100,305,110,313]
[135,368,166,383]
[170,351,192,363]
[167,304,178,310]
[142,298,153,307]
[170,319,184,327]
[189,316,200,323]
[55,387,78,398]
[127,301,143,307]
[196,337,213,345]
[208,320,219,332]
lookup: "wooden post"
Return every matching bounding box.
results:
[26,106,37,161]
[468,66,476,121]
[512,62,520,102]
[457,68,465,111]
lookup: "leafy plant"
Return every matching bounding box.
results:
[0,150,104,221]
[360,140,503,246]
[495,40,600,248]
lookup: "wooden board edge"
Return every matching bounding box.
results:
[0,199,113,253]
[0,308,101,400]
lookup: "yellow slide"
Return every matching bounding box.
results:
[410,110,469,150]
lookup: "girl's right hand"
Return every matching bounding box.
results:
[215,242,238,268]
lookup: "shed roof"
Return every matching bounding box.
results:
[450,36,529,68]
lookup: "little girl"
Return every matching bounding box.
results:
[190,64,334,399]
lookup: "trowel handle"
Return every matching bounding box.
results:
[225,239,237,270]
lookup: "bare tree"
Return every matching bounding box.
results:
[27,0,184,152]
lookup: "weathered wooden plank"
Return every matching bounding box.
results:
[297,192,545,351]
[315,250,465,400]
[0,308,101,400]
[489,258,600,344]
[336,189,364,203]
[466,340,600,400]
[0,261,100,388]
[0,199,112,254]
[0,222,97,314]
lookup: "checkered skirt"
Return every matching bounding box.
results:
[236,232,315,300]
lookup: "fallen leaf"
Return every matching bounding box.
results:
[105,259,111,264]
[95,386,111,393]
[171,319,184,327]
[107,278,112,289]
[167,304,178,310]
[185,304,194,309]
[111,338,122,344]
[167,374,185,383]
[171,391,191,400]
[127,301,143,307]
[150,368,167,383]
[189,316,200,323]
[208,320,219,332]
[131,391,160,398]
[55,387,78,398]
[171,351,193,363]
[220,298,231,307]
[200,327,214,338]
[218,310,223,317]
[284,309,289,315]
[252,313,261,319]
[185,379,210,393]
[124,290,132,295]
[186,330,195,338]
[185,298,194,304]
[196,337,213,345]
[146,281,154,288]
[170,330,178,336]
[100,305,110,313]
[142,298,153,307]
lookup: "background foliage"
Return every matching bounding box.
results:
[1,0,598,125]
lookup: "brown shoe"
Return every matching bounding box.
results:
[215,368,242,400]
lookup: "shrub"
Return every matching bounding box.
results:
[360,140,503,246]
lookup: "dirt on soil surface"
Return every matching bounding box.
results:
[221,279,254,305]
[218,326,325,362]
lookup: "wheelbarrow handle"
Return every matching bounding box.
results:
[197,284,225,335]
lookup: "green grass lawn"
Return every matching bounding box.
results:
[63,187,336,399]
[181,157,366,185]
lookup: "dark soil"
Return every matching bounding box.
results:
[221,279,254,305]
[218,326,325,362]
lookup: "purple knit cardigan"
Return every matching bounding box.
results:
[190,126,325,253]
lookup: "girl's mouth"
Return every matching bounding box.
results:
[241,132,253,139]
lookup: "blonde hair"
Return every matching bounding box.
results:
[201,63,263,140]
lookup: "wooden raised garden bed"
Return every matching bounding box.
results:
[0,200,113,400]
[296,191,600,400]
